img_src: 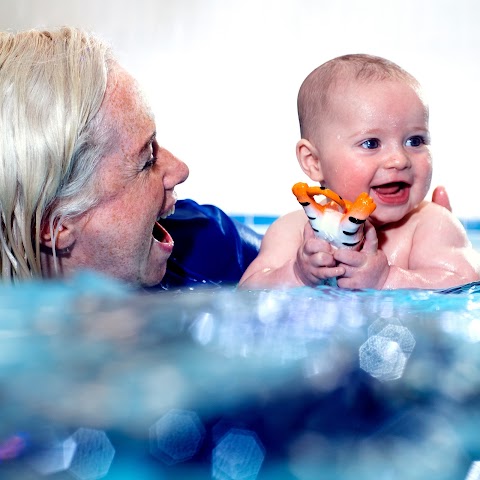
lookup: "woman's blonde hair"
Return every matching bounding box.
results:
[0,26,115,281]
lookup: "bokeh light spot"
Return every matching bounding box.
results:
[212,428,265,480]
[30,436,76,476]
[0,434,27,460]
[466,461,480,480]
[67,428,115,480]
[149,409,205,465]
[360,325,415,381]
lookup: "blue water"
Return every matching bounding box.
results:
[2,272,480,479]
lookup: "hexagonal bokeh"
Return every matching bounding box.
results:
[212,428,265,480]
[149,409,205,465]
[359,324,415,381]
[67,428,115,480]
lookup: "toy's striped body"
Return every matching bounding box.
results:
[292,182,376,250]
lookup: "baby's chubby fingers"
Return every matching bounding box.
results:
[296,222,342,285]
[302,222,334,255]
[301,239,337,268]
[360,221,378,254]
[311,250,338,268]
[333,223,377,267]
[333,248,363,267]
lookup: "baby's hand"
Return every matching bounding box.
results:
[333,222,389,289]
[294,223,345,286]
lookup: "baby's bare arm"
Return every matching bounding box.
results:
[381,204,480,289]
[239,210,344,289]
[239,211,306,288]
[383,203,478,289]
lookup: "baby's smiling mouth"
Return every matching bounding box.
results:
[372,181,411,205]
[373,181,410,195]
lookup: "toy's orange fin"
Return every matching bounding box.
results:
[346,192,376,221]
[292,182,347,212]
[292,183,377,250]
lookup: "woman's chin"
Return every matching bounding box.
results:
[141,262,168,287]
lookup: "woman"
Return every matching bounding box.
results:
[0,26,188,286]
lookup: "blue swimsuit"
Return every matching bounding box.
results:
[157,199,261,290]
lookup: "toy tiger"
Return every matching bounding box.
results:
[292,182,376,250]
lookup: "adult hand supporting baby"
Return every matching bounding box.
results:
[432,186,452,212]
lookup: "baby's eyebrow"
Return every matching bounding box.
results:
[351,129,382,137]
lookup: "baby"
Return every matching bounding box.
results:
[240,54,480,290]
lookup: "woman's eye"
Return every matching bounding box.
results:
[360,138,379,149]
[405,136,425,147]
[142,155,157,171]
[141,141,158,171]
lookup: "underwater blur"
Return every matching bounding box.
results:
[2,272,480,479]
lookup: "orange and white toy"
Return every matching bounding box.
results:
[292,182,376,250]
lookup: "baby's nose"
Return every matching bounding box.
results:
[383,149,411,170]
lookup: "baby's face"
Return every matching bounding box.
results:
[314,80,432,226]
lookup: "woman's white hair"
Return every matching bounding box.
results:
[0,26,115,281]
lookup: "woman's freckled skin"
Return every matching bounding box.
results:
[56,63,189,286]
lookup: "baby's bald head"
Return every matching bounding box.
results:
[297,54,422,141]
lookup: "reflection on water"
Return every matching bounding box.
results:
[2,272,480,479]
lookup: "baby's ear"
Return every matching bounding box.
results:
[40,219,76,252]
[296,139,323,182]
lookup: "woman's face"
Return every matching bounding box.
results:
[57,65,189,286]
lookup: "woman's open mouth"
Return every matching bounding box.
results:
[153,193,177,245]
[153,221,173,245]
[372,182,410,205]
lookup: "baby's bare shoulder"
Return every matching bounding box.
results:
[260,209,307,245]
[383,201,462,249]
[415,200,462,227]
[413,201,469,249]
[270,209,308,231]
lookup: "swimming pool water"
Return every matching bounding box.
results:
[2,272,480,479]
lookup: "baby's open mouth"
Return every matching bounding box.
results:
[373,181,409,195]
[372,181,410,205]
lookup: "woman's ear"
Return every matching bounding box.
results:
[40,220,76,252]
[296,139,324,182]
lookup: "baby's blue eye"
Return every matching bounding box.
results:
[361,139,379,149]
[405,136,425,147]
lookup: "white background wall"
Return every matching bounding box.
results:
[1,0,480,219]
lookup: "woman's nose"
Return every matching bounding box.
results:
[173,156,189,185]
[165,150,189,187]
